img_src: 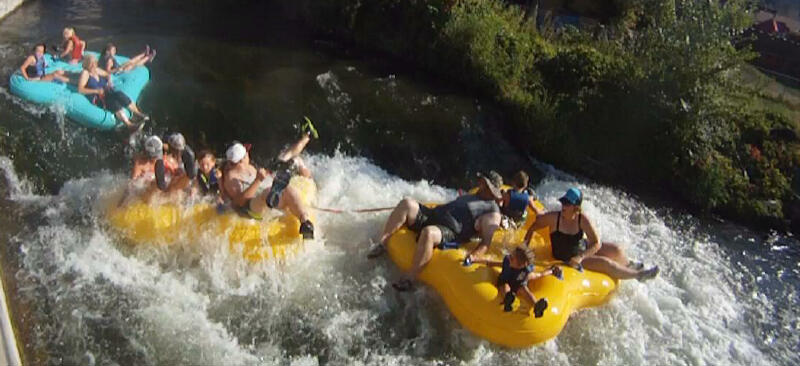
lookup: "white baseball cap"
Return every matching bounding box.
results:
[144,136,163,159]
[226,142,247,163]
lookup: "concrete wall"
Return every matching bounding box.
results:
[0,0,24,22]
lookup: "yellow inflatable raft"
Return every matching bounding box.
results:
[386,202,618,348]
[106,176,316,262]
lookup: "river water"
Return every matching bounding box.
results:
[0,1,798,365]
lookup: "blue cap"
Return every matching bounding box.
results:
[559,188,582,206]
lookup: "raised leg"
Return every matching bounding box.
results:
[277,134,311,162]
[291,156,312,178]
[120,53,150,72]
[466,211,501,260]
[407,225,443,280]
[277,185,310,222]
[378,198,421,244]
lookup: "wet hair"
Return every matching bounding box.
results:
[511,246,533,265]
[198,149,216,161]
[511,171,529,190]
[33,43,46,52]
[102,43,116,58]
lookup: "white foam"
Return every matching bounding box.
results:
[1,153,794,365]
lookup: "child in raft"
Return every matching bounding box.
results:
[500,170,543,228]
[472,246,563,318]
[195,149,223,199]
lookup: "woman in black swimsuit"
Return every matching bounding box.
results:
[524,188,659,281]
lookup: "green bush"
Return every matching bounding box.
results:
[279,0,800,228]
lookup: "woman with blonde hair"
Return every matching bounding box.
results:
[77,54,149,131]
[58,27,85,64]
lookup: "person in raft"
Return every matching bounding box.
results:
[77,54,149,131]
[500,170,543,227]
[58,27,85,64]
[119,135,166,206]
[101,43,155,74]
[152,132,197,197]
[222,117,319,239]
[19,43,69,82]
[523,187,659,281]
[130,135,163,183]
[367,171,505,292]
[195,149,222,198]
[472,246,563,317]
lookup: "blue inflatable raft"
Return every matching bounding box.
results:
[8,51,150,130]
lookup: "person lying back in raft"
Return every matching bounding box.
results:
[58,27,85,64]
[101,43,156,74]
[473,246,562,318]
[125,134,196,203]
[151,132,197,197]
[367,171,505,292]
[500,170,543,227]
[19,43,69,83]
[221,117,319,239]
[77,54,149,131]
[523,187,659,281]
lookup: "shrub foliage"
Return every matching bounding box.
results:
[281,0,800,227]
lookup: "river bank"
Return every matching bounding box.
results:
[275,0,800,233]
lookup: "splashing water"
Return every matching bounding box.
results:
[0,152,796,366]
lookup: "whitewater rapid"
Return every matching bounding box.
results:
[0,153,795,366]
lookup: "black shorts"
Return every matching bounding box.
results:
[104,90,132,112]
[266,169,292,209]
[497,277,523,293]
[408,203,456,245]
[552,240,586,262]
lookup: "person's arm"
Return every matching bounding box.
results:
[154,159,168,191]
[77,71,102,95]
[526,266,558,282]
[524,212,554,243]
[182,147,197,179]
[60,40,73,59]
[572,213,601,265]
[19,56,35,80]
[528,197,544,216]
[473,259,503,267]
[95,68,111,78]
[224,168,267,207]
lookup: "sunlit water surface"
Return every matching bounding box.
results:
[0,1,797,365]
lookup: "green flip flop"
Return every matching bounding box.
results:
[301,116,319,139]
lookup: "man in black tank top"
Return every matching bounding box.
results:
[369,172,505,292]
